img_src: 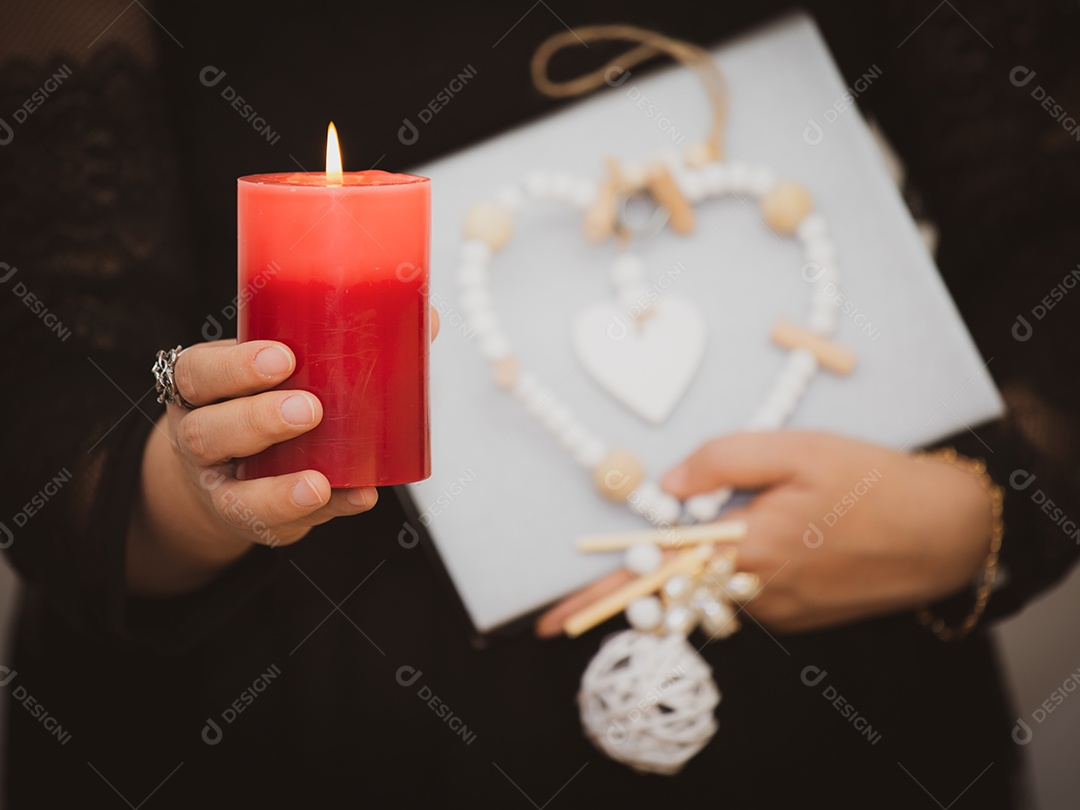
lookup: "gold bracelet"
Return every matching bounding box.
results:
[912,447,1005,642]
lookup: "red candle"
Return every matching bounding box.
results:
[236,123,430,488]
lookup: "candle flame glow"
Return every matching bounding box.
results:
[326,121,343,185]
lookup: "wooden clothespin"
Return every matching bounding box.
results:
[645,162,695,235]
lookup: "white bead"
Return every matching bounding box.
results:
[806,251,837,272]
[807,306,838,334]
[685,496,721,522]
[513,370,538,394]
[494,185,523,212]
[810,292,840,316]
[764,387,800,421]
[544,403,575,430]
[625,543,664,576]
[510,384,530,406]
[690,585,716,610]
[790,347,818,375]
[558,422,589,451]
[458,288,491,313]
[685,488,733,523]
[811,283,838,308]
[523,171,551,199]
[813,266,840,290]
[526,382,553,411]
[460,239,492,265]
[786,381,808,410]
[518,380,544,406]
[633,481,662,507]
[456,263,488,288]
[810,291,839,322]
[773,383,807,413]
[747,404,786,431]
[544,414,572,437]
[726,572,759,601]
[628,497,650,518]
[568,179,597,209]
[573,438,608,469]
[479,333,511,360]
[543,400,572,427]
[550,172,575,202]
[676,170,707,204]
[626,595,664,631]
[725,162,752,195]
[466,310,498,336]
[651,492,683,526]
[619,286,648,315]
[700,600,738,638]
[700,163,726,196]
[804,237,836,266]
[663,574,693,602]
[611,254,646,286]
[663,604,697,636]
[748,166,777,196]
[770,381,801,411]
[775,365,809,396]
[796,213,828,242]
[706,552,736,580]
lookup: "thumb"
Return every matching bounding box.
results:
[661,432,798,499]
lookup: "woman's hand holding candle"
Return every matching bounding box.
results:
[127,312,439,597]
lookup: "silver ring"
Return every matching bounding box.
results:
[615,189,671,239]
[152,345,195,409]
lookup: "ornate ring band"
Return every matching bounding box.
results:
[152,345,195,409]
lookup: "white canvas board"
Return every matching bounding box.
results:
[406,13,1005,634]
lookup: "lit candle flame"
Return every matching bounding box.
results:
[326,121,343,185]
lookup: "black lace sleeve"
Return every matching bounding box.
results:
[0,22,277,650]
[868,0,1080,624]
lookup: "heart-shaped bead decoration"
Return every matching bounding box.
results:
[457,157,856,527]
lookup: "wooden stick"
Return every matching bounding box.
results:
[770,318,857,375]
[583,158,626,243]
[646,162,694,234]
[577,519,747,553]
[564,546,712,638]
[583,178,618,243]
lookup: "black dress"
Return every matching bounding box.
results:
[3,1,1080,807]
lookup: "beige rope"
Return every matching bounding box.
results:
[531,24,729,160]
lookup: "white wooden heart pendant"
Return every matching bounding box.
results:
[572,295,707,425]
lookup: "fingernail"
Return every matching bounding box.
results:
[661,465,688,492]
[281,394,315,425]
[346,488,376,508]
[255,346,292,376]
[535,619,559,639]
[292,477,323,508]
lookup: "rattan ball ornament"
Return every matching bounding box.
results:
[578,630,721,775]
